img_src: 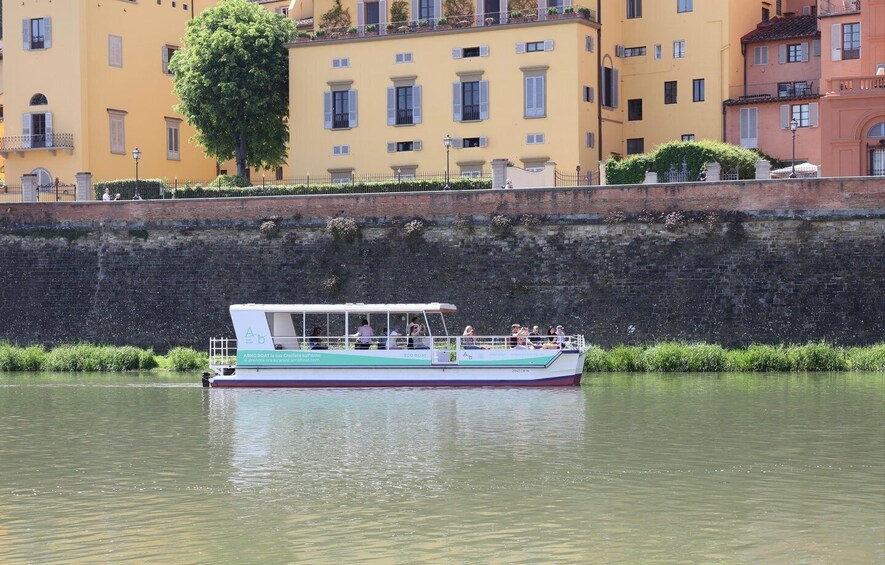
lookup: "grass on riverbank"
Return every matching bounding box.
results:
[584,342,885,372]
[0,343,207,372]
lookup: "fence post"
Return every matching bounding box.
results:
[598,163,607,186]
[491,158,508,189]
[21,174,38,203]
[706,162,721,182]
[755,159,771,180]
[642,171,658,184]
[75,172,93,201]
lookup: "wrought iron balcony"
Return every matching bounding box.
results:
[396,109,414,125]
[0,133,74,155]
[292,5,598,43]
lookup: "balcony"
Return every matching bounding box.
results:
[395,109,413,125]
[332,113,350,129]
[727,81,820,103]
[292,5,598,43]
[0,133,74,157]
[819,0,860,16]
[827,75,885,96]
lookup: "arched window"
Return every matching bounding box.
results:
[32,168,53,191]
[868,122,885,138]
[30,93,48,106]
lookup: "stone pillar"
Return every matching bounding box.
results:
[706,162,721,182]
[643,171,658,184]
[21,174,38,203]
[75,172,93,201]
[542,161,556,188]
[598,162,607,186]
[491,158,508,189]
[755,159,771,180]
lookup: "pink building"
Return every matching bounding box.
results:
[817,0,885,176]
[725,15,823,167]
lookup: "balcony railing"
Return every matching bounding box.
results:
[819,0,860,16]
[395,109,413,125]
[293,6,598,43]
[828,75,885,96]
[0,133,74,153]
[729,81,819,101]
[332,114,350,129]
[462,106,481,121]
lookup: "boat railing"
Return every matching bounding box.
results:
[261,334,586,352]
[209,337,238,367]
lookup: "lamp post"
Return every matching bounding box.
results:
[576,164,581,185]
[443,134,452,190]
[789,119,798,179]
[132,147,142,199]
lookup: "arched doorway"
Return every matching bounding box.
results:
[32,168,53,193]
[868,122,885,176]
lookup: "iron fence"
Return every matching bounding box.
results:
[554,171,597,186]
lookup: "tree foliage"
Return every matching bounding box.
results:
[170,0,295,177]
[319,0,352,29]
[443,0,474,18]
[605,140,763,185]
[389,0,409,23]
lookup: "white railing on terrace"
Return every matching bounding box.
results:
[295,6,597,42]
[827,76,885,95]
[210,334,585,365]
[818,0,860,15]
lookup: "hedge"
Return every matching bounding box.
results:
[605,140,763,185]
[168,178,492,198]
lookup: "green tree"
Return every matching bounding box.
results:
[170,0,294,178]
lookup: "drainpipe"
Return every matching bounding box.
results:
[596,0,603,163]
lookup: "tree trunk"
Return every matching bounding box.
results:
[235,132,248,179]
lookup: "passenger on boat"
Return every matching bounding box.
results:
[309,326,328,350]
[542,327,560,349]
[528,325,542,348]
[414,324,431,349]
[462,326,480,349]
[556,325,571,348]
[353,319,374,349]
[387,326,402,349]
[407,317,421,349]
[513,327,531,349]
[508,324,521,348]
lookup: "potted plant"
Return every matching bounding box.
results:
[386,22,396,32]
[563,6,575,17]
[365,23,378,35]
[436,16,450,28]
[546,6,559,18]
[315,27,327,38]
[509,10,523,22]
[417,18,430,28]
[295,30,311,42]
[347,26,358,35]
[397,25,409,33]
[485,16,496,25]
[577,6,592,18]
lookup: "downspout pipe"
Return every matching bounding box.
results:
[596,0,603,164]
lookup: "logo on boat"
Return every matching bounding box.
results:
[244,327,266,345]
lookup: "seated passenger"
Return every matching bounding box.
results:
[413,324,430,349]
[387,326,402,350]
[353,318,374,350]
[513,327,531,349]
[309,326,328,350]
[462,326,480,349]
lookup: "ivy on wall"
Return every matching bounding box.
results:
[605,140,763,185]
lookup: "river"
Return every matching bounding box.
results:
[0,373,882,563]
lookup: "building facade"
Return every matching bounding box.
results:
[0,0,223,188]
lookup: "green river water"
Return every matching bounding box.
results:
[0,372,882,563]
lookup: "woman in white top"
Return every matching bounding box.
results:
[353,318,374,350]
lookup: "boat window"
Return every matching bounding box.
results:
[268,312,301,350]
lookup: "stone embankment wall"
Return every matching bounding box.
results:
[0,178,883,348]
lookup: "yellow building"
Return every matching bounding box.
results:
[289,6,601,181]
[0,0,223,189]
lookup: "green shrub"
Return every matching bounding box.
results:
[165,347,209,371]
[583,346,609,372]
[787,342,847,371]
[605,140,762,185]
[607,345,644,371]
[43,344,156,372]
[846,344,885,371]
[726,344,792,372]
[604,154,653,185]
[209,174,251,188]
[94,179,166,200]
[15,345,47,371]
[641,342,694,372]
[685,343,728,372]
[169,177,491,198]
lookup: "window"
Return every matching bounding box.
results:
[332,58,350,68]
[109,112,126,155]
[627,0,641,18]
[780,102,818,128]
[325,89,358,129]
[664,81,677,104]
[23,112,52,149]
[791,104,809,127]
[462,47,481,58]
[396,141,414,152]
[331,171,352,183]
[583,86,594,103]
[275,6,289,16]
[842,23,860,60]
[332,145,351,155]
[526,133,545,145]
[623,46,646,57]
[777,81,811,97]
[681,134,695,141]
[108,35,123,67]
[654,44,662,60]
[388,84,421,125]
[626,138,644,155]
[586,132,595,148]
[462,137,481,148]
[673,40,685,58]
[454,80,488,122]
[776,0,782,15]
[276,167,284,181]
[162,45,179,75]
[585,36,595,52]
[524,74,546,118]
[460,165,484,178]
[166,119,180,160]
[396,86,413,125]
[418,0,434,20]
[753,46,768,65]
[30,93,48,106]
[762,7,770,21]
[787,44,802,63]
[517,40,553,54]
[628,99,642,121]
[365,1,380,25]
[526,41,544,52]
[395,52,413,63]
[24,17,51,50]
[692,79,704,102]
[740,107,758,148]
[677,0,692,12]
[601,65,618,109]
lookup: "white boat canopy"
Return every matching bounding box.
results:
[230,303,458,314]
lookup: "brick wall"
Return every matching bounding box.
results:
[1,179,883,348]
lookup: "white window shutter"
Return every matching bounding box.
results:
[586,35,594,52]
[414,140,422,151]
[780,104,789,129]
[395,53,403,63]
[162,46,169,73]
[479,136,488,148]
[543,39,554,51]
[525,77,535,116]
[516,42,526,54]
[44,17,52,49]
[22,19,30,50]
[348,90,358,127]
[812,40,821,57]
[22,113,32,149]
[612,69,619,108]
[333,145,340,156]
[480,45,490,57]
[451,137,462,149]
[536,76,545,115]
[587,132,595,148]
[323,92,332,129]
[452,48,462,59]
[452,82,462,121]
[379,0,387,27]
[831,23,841,60]
[413,85,422,124]
[479,80,489,120]
[387,142,396,152]
[387,87,395,125]
[778,44,787,64]
[809,102,819,127]
[357,2,364,28]
[44,112,53,147]
[801,42,809,62]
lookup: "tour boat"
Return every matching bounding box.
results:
[205,303,588,387]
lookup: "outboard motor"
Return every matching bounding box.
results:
[201,372,211,388]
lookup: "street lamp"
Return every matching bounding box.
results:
[443,134,452,190]
[576,164,582,185]
[789,119,798,179]
[132,147,142,199]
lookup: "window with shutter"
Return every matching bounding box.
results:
[108,35,123,67]
[108,112,126,155]
[524,75,546,118]
[740,107,757,148]
[166,119,181,160]
[754,46,768,65]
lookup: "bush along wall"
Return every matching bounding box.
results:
[169,178,492,198]
[94,179,168,200]
[605,140,763,185]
